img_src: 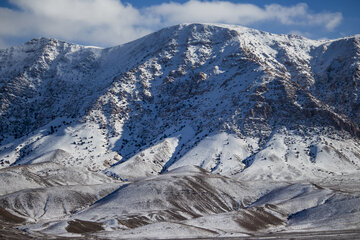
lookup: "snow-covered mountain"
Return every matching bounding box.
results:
[0,24,360,238]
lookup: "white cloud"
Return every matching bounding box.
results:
[1,0,153,47]
[145,1,268,25]
[0,0,343,48]
[147,1,342,31]
[265,3,342,31]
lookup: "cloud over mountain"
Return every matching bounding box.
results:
[0,0,342,48]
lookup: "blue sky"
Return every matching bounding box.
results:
[0,0,359,48]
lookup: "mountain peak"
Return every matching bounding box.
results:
[0,24,360,238]
[0,24,359,176]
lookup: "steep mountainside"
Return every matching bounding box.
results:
[0,24,360,238]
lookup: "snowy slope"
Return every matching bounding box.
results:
[25,167,360,238]
[0,23,360,238]
[1,24,359,178]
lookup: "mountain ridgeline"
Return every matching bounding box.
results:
[1,23,360,238]
[1,24,359,177]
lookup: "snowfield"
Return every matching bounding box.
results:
[0,23,359,238]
